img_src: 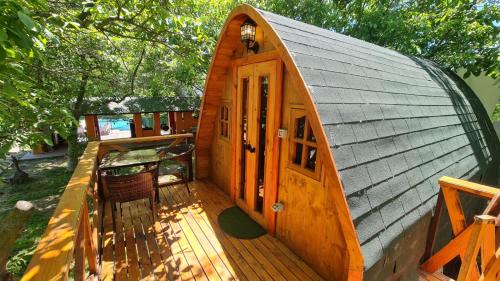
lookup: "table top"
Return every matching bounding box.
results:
[99,149,160,170]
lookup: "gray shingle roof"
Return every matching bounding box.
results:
[82,97,196,115]
[259,10,499,270]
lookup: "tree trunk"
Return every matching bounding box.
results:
[66,71,89,171]
[66,124,79,171]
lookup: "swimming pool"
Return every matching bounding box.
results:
[98,118,130,131]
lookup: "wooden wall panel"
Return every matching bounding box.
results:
[209,68,233,195]
[175,111,198,133]
[195,5,362,279]
[275,70,347,281]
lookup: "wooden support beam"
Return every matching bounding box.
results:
[153,112,161,136]
[423,190,444,260]
[479,248,500,281]
[439,176,499,199]
[133,113,143,137]
[169,112,176,134]
[84,115,100,141]
[457,215,495,281]
[421,225,472,273]
[442,186,467,235]
[82,202,98,274]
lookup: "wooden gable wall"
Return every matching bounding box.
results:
[195,5,364,280]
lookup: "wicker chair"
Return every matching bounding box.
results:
[101,166,158,229]
[155,144,193,203]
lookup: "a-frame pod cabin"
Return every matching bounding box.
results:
[195,4,499,280]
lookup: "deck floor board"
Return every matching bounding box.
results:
[100,180,324,281]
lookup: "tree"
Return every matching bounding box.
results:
[245,0,500,79]
[0,0,72,158]
[1,0,229,170]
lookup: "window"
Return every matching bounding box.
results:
[220,104,230,140]
[289,109,320,179]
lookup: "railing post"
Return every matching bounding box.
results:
[83,201,98,275]
[74,212,86,281]
[457,215,496,281]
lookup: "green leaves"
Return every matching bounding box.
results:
[17,12,36,31]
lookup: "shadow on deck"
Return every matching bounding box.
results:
[99,180,324,281]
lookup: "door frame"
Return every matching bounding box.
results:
[229,53,283,235]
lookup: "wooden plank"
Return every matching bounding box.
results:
[199,180,323,281]
[122,202,141,280]
[130,200,155,280]
[174,183,258,281]
[100,133,193,146]
[231,50,280,67]
[161,188,219,281]
[167,186,235,280]
[114,203,127,281]
[85,115,99,141]
[457,215,495,281]
[423,190,444,260]
[156,195,196,281]
[259,236,323,281]
[160,189,209,280]
[82,202,98,275]
[22,142,100,281]
[191,182,274,281]
[133,113,143,137]
[480,248,500,281]
[100,202,115,281]
[74,212,85,281]
[421,226,472,273]
[153,112,161,136]
[442,186,467,236]
[138,199,169,280]
[194,182,299,281]
[439,176,499,199]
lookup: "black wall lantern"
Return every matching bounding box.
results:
[240,18,259,53]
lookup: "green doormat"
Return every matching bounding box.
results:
[218,206,266,239]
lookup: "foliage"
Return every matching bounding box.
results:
[245,0,500,79]
[493,102,500,122]
[0,0,72,156]
[0,158,71,277]
[1,0,498,169]
[1,0,230,169]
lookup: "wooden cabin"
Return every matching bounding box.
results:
[195,4,500,280]
[17,5,500,281]
[82,97,197,141]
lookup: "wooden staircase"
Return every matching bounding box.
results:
[420,177,500,281]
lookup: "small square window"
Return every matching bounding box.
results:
[289,109,320,179]
[220,104,230,140]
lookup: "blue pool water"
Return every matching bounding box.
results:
[98,118,130,131]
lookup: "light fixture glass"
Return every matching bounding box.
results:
[240,18,259,53]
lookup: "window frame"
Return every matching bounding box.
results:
[219,103,231,141]
[288,108,321,180]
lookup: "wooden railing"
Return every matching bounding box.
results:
[20,134,193,281]
[421,176,500,281]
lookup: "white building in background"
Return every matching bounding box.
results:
[457,69,500,139]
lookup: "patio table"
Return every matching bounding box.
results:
[99,148,160,171]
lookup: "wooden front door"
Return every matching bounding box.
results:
[234,60,282,231]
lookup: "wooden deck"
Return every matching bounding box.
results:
[99,180,324,281]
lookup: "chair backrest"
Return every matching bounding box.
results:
[102,168,157,203]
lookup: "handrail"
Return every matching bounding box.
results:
[21,134,193,281]
[439,176,499,199]
[421,176,500,281]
